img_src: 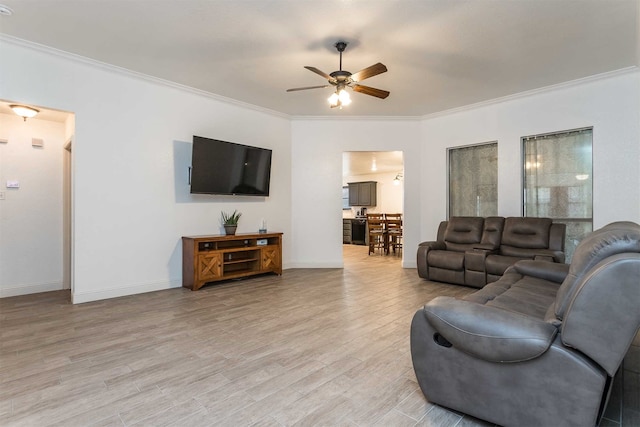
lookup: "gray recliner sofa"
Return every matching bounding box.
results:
[417,216,565,288]
[410,221,640,426]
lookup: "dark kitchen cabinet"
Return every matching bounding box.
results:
[343,219,352,244]
[348,181,377,206]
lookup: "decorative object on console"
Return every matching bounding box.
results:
[221,210,242,235]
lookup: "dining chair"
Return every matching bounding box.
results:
[385,213,403,255]
[366,213,386,255]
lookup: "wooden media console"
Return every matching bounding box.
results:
[182,232,283,291]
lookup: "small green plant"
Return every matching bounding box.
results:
[221,210,242,225]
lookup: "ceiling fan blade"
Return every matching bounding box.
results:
[304,66,332,80]
[286,85,330,92]
[352,84,390,99]
[350,63,387,82]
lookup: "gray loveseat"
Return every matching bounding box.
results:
[410,221,640,426]
[417,216,566,287]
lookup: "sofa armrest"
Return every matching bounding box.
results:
[513,260,570,284]
[418,241,445,250]
[417,241,446,279]
[424,296,558,363]
[532,249,565,263]
[472,244,498,252]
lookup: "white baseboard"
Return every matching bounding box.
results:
[285,262,344,268]
[0,281,64,298]
[72,279,182,304]
[402,260,417,269]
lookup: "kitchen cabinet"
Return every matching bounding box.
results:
[348,181,377,206]
[343,219,352,244]
[343,218,367,245]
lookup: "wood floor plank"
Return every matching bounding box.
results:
[0,244,635,426]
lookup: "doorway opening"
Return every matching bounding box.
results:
[0,100,74,299]
[342,151,404,266]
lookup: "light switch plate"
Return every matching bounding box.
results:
[6,180,19,189]
[0,192,5,200]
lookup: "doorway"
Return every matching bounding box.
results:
[342,151,404,263]
[0,100,74,298]
[63,138,72,291]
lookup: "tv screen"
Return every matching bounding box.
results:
[190,136,272,196]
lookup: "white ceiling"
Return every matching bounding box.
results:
[0,0,638,117]
[343,151,404,177]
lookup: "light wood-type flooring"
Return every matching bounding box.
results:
[1,244,638,426]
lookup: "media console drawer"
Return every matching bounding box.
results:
[182,232,283,291]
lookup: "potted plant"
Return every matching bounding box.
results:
[221,210,242,235]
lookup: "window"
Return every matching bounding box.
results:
[342,186,350,210]
[523,128,593,262]
[448,142,498,217]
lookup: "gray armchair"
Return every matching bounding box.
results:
[410,221,640,427]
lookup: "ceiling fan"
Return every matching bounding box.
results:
[286,41,389,108]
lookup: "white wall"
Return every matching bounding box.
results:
[420,71,640,242]
[342,171,404,217]
[1,38,638,303]
[291,119,421,268]
[0,39,292,303]
[0,114,65,296]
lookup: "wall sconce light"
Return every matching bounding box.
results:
[10,105,39,121]
[393,173,403,185]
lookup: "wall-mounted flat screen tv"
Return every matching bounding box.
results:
[190,135,272,196]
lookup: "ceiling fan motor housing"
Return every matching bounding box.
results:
[330,70,352,81]
[335,41,348,52]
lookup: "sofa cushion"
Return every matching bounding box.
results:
[479,216,505,249]
[464,269,560,319]
[501,217,552,249]
[444,217,484,244]
[485,254,522,276]
[428,250,465,270]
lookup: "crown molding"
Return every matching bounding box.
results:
[0,34,291,120]
[3,34,637,122]
[421,66,639,120]
[291,115,421,121]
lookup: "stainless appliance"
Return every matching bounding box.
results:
[351,218,367,245]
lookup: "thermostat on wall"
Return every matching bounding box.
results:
[6,180,19,189]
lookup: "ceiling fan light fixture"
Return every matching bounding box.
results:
[338,89,351,105]
[328,92,340,106]
[10,105,39,121]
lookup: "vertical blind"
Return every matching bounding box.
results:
[523,128,593,262]
[449,142,498,217]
